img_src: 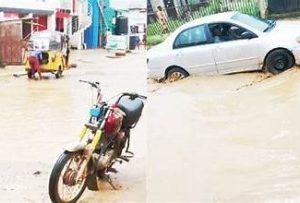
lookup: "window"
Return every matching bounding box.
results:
[208,23,255,43]
[174,25,208,49]
[231,13,268,33]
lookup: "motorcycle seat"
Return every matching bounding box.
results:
[117,96,144,127]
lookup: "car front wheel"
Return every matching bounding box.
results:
[265,49,294,74]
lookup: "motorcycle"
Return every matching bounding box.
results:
[48,80,146,203]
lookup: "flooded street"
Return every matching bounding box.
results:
[2,49,300,203]
[0,49,147,202]
[147,68,300,202]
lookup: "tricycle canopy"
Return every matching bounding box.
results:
[28,31,65,51]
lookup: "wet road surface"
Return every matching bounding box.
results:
[2,49,300,203]
[147,67,300,202]
[0,49,147,202]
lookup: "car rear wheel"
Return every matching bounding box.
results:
[265,49,294,74]
[167,67,189,82]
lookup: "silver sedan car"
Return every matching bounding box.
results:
[147,11,300,80]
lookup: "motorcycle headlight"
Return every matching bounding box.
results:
[90,106,102,118]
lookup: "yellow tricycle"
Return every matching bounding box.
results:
[25,31,70,79]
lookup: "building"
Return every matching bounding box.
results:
[0,0,81,64]
[109,0,146,50]
[0,0,86,35]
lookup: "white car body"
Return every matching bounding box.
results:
[147,11,300,79]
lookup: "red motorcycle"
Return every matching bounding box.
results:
[48,80,146,203]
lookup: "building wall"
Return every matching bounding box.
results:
[69,0,90,49]
[59,0,72,11]
[110,0,146,10]
[102,0,117,34]
[0,0,58,11]
[0,0,74,33]
[47,14,55,31]
[84,0,100,49]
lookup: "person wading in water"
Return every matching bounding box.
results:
[27,48,43,80]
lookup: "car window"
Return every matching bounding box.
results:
[231,12,268,33]
[174,25,208,49]
[208,23,253,43]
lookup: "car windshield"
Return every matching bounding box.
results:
[231,13,270,33]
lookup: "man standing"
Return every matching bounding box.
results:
[62,35,70,69]
[156,6,169,33]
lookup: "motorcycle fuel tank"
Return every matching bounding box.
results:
[104,106,124,135]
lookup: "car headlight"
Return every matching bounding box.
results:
[297,36,300,43]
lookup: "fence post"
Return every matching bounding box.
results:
[258,0,268,18]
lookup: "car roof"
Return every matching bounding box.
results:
[177,11,238,31]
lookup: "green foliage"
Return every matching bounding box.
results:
[195,0,221,17]
[147,34,168,46]
[188,0,201,5]
[147,20,185,36]
[147,22,163,36]
[225,0,260,16]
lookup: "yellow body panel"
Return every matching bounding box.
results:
[91,130,102,151]
[25,50,65,72]
[79,127,102,151]
[79,126,88,141]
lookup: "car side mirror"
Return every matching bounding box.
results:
[266,19,275,25]
[241,31,254,39]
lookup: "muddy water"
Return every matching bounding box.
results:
[2,49,300,203]
[147,67,300,202]
[0,49,147,202]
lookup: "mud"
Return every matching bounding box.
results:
[0,49,147,202]
[147,67,300,202]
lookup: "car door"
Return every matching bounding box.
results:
[208,23,260,74]
[172,24,217,75]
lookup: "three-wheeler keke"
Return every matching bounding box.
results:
[25,31,69,79]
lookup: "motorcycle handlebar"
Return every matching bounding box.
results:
[79,80,100,89]
[79,80,146,100]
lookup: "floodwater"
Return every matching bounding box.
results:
[147,67,300,202]
[2,49,300,203]
[0,49,147,202]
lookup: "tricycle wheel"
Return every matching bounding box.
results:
[55,67,63,79]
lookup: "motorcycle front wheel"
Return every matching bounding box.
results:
[49,151,89,203]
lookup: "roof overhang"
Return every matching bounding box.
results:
[0,7,54,15]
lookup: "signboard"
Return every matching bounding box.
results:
[106,34,128,51]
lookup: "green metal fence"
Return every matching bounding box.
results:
[147,0,260,37]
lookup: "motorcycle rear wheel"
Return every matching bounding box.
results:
[49,151,89,203]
